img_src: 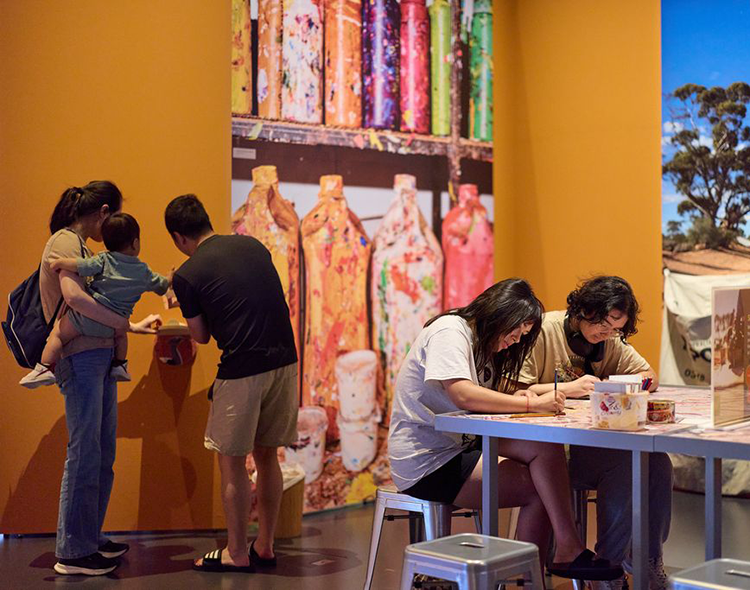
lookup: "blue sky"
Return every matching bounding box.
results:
[662,0,750,232]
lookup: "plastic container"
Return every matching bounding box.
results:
[282,0,323,123]
[630,392,648,425]
[362,0,400,129]
[591,392,640,431]
[648,399,676,424]
[285,406,328,482]
[469,0,493,141]
[335,350,378,421]
[399,0,430,133]
[231,0,253,115]
[337,411,379,472]
[324,0,362,127]
[429,0,451,136]
[257,0,283,119]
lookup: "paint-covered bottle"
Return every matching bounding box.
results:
[429,0,451,136]
[282,0,323,123]
[231,166,301,358]
[231,0,252,115]
[442,184,493,309]
[371,174,443,423]
[400,0,430,133]
[301,175,371,441]
[469,0,493,141]
[325,0,362,127]
[362,0,400,130]
[258,0,283,119]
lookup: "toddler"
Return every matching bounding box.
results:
[21,213,169,388]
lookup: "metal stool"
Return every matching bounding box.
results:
[400,533,544,590]
[669,559,750,590]
[364,486,481,590]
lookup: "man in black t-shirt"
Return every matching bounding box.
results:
[165,194,298,574]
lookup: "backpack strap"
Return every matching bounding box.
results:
[48,230,88,329]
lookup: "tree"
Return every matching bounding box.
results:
[663,82,750,245]
[666,219,683,238]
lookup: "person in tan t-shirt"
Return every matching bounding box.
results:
[516,276,670,590]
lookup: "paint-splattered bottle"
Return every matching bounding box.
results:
[362,0,400,130]
[400,0,430,133]
[429,0,451,136]
[231,0,252,115]
[469,0,493,141]
[258,0,283,119]
[371,174,443,423]
[442,184,493,309]
[325,0,362,127]
[282,0,323,123]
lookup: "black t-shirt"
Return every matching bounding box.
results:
[172,234,297,379]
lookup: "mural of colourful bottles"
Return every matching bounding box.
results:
[400,0,430,133]
[430,0,452,136]
[442,183,493,309]
[231,0,252,115]
[325,0,363,127]
[301,175,371,442]
[362,0,400,129]
[231,166,301,356]
[469,0,493,141]
[372,174,443,423]
[282,0,324,123]
[258,0,283,119]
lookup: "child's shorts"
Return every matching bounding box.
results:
[68,309,116,339]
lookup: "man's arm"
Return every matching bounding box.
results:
[51,257,80,274]
[186,314,210,344]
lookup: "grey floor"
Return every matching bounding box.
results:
[1,491,748,589]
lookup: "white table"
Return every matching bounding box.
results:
[434,387,710,590]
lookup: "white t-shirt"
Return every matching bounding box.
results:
[388,315,479,491]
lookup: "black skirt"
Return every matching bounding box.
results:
[402,443,482,504]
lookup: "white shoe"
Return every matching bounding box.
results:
[110,361,132,382]
[19,363,56,389]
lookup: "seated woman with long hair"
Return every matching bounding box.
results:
[388,278,622,580]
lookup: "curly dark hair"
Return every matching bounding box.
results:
[426,278,544,392]
[566,276,640,339]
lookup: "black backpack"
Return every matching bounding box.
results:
[2,268,63,369]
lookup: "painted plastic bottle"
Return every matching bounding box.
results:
[469,0,493,141]
[400,0,430,133]
[371,174,443,423]
[442,184,494,309]
[325,0,362,128]
[282,0,323,123]
[362,0,400,130]
[231,0,252,115]
[429,0,451,136]
[301,175,371,441]
[258,0,283,119]
[231,166,301,355]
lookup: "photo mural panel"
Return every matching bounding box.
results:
[230,0,493,514]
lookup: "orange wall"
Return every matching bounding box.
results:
[493,0,663,369]
[0,1,230,533]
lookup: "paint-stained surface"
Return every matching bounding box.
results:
[231,0,252,114]
[400,0,430,133]
[325,0,362,127]
[362,0,400,129]
[469,0,493,141]
[282,0,323,123]
[371,174,443,424]
[429,0,451,136]
[258,0,283,119]
[442,183,493,309]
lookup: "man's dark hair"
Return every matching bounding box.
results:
[102,212,140,253]
[566,275,640,338]
[165,194,213,239]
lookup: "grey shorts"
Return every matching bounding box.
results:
[67,309,116,339]
[204,362,299,456]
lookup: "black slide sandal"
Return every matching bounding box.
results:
[249,541,277,567]
[193,549,255,573]
[548,549,624,581]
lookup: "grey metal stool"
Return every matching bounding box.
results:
[669,559,750,590]
[364,486,481,590]
[400,533,544,590]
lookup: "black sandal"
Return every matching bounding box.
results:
[548,549,623,581]
[192,548,254,573]
[249,541,277,568]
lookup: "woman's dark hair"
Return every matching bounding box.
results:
[566,275,640,339]
[425,278,544,392]
[49,181,122,234]
[164,194,213,239]
[102,213,140,253]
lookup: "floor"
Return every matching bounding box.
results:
[1,491,749,589]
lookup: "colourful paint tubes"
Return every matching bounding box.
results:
[469,0,493,141]
[325,0,363,127]
[231,0,252,115]
[400,0,430,133]
[362,0,400,130]
[258,0,283,119]
[282,0,324,123]
[429,0,452,136]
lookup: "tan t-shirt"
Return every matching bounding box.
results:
[518,310,650,386]
[40,229,114,357]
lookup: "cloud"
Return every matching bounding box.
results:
[662,193,684,204]
[663,121,684,134]
[698,135,713,148]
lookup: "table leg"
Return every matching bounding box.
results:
[632,451,649,590]
[705,456,722,559]
[482,435,499,536]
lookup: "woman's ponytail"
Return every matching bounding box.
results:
[49,181,122,234]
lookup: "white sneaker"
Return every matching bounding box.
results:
[19,363,56,389]
[110,361,132,382]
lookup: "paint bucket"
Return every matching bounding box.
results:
[285,406,328,482]
[591,392,639,431]
[629,392,648,425]
[335,350,378,421]
[337,411,379,472]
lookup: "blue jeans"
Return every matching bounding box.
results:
[55,347,117,559]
